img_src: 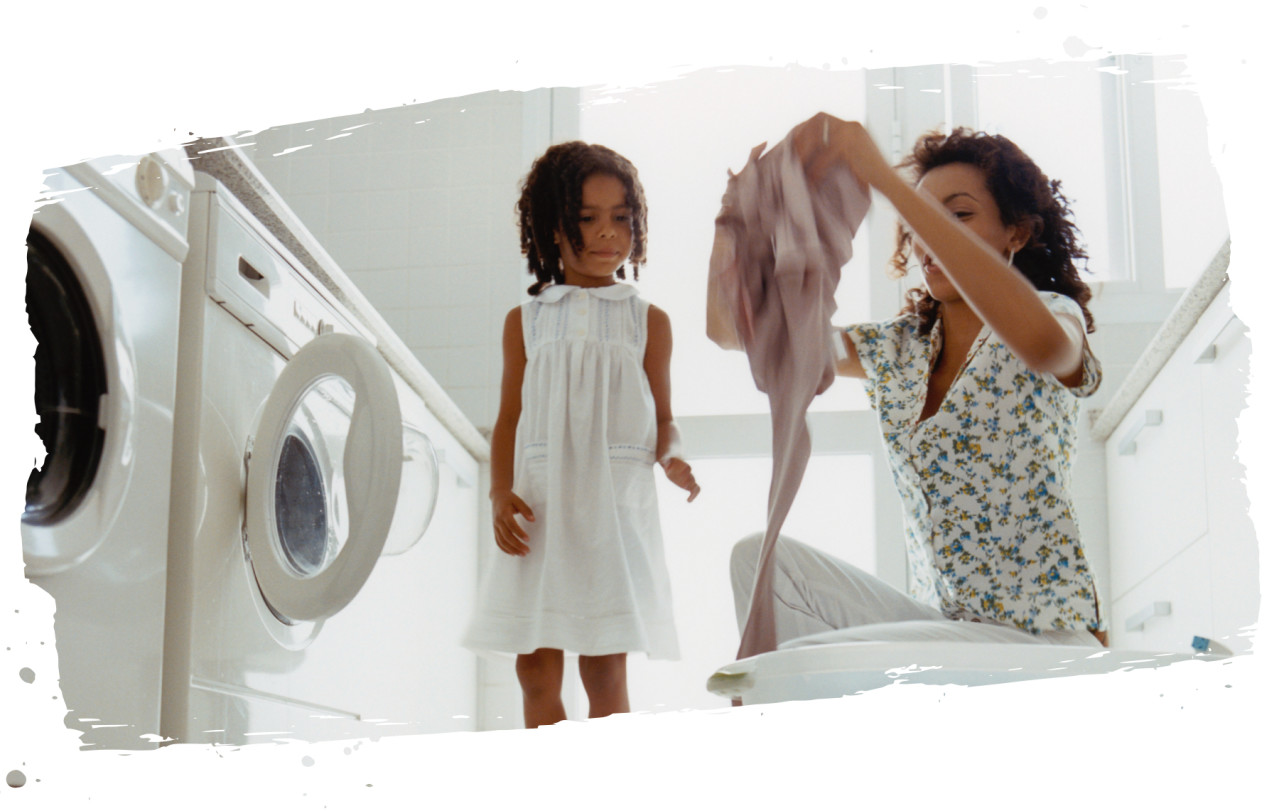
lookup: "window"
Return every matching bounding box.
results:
[580,66,879,417]
[876,56,1229,325]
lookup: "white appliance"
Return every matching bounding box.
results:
[707,637,1223,705]
[161,172,479,745]
[22,151,193,749]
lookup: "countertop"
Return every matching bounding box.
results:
[1088,240,1232,442]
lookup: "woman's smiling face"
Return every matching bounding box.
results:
[913,162,1024,302]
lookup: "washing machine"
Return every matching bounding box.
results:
[162,172,479,745]
[21,150,193,749]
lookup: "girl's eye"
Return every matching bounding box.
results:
[579,215,594,223]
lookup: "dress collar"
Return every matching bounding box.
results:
[534,283,639,303]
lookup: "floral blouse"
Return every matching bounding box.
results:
[845,291,1106,634]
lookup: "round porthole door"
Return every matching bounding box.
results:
[244,332,403,623]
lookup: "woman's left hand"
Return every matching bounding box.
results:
[791,113,893,192]
[661,457,701,502]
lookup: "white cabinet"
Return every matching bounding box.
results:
[1110,538,1214,652]
[1200,313,1258,644]
[1105,343,1207,597]
[1105,284,1257,653]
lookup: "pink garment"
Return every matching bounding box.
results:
[709,133,871,660]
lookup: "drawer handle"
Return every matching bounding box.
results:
[1125,601,1171,632]
[1194,315,1241,364]
[1117,410,1163,456]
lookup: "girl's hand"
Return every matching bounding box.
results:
[661,458,701,502]
[791,113,892,192]
[491,489,534,556]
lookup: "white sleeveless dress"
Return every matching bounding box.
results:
[463,283,680,660]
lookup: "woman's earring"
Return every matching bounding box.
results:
[1006,249,1016,268]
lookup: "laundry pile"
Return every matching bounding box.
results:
[708,132,871,660]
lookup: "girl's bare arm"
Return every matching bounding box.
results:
[490,306,534,556]
[645,305,700,501]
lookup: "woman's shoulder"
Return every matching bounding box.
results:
[847,311,926,346]
[1035,289,1088,324]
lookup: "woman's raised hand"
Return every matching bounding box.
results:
[492,489,534,556]
[791,113,892,192]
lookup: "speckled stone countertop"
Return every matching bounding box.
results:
[183,136,490,463]
[1089,240,1232,442]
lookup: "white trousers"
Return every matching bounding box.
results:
[730,533,1101,649]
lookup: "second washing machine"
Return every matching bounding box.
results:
[162,170,479,745]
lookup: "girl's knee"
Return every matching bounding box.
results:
[516,649,563,695]
[578,653,627,694]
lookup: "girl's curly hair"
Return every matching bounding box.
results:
[517,141,648,296]
[891,127,1094,333]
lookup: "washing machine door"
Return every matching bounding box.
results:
[244,332,403,623]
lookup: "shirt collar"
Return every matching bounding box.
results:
[535,283,639,303]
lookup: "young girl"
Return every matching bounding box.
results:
[464,141,699,728]
[712,116,1108,651]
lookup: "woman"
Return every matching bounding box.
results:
[709,115,1108,649]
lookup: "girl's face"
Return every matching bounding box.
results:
[555,173,633,288]
[913,162,1025,303]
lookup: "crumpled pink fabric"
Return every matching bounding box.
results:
[710,132,871,660]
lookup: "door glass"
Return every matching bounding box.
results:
[24,228,107,526]
[381,421,439,555]
[271,374,356,578]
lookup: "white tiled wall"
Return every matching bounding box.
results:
[245,88,579,431]
[242,88,582,731]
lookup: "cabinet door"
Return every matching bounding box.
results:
[1110,538,1214,652]
[1105,351,1208,598]
[1198,310,1259,650]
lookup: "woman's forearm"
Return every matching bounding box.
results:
[875,170,1084,376]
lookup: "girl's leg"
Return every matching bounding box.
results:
[578,653,629,719]
[515,648,567,728]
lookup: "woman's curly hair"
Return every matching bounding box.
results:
[891,127,1094,333]
[517,141,648,296]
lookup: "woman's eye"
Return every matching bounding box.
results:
[579,215,594,223]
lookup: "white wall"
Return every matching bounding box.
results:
[244,87,584,731]
[245,89,550,431]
